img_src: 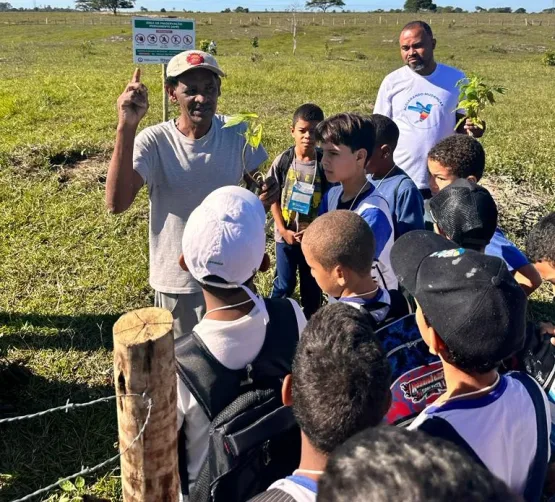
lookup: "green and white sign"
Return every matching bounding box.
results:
[132,17,195,64]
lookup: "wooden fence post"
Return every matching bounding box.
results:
[113,307,179,502]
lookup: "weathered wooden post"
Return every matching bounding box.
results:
[113,307,179,502]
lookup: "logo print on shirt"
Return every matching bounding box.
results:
[403,93,445,130]
[407,102,433,121]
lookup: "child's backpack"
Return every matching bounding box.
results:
[357,289,411,331]
[374,314,445,427]
[275,146,326,192]
[175,298,301,502]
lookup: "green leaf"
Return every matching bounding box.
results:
[60,496,70,502]
[248,124,263,149]
[222,115,247,128]
[60,480,76,492]
[74,476,85,489]
[238,112,259,119]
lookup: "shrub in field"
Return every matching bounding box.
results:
[199,39,210,52]
[456,75,506,130]
[251,36,259,48]
[542,51,555,66]
[80,40,94,57]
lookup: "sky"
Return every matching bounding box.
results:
[7,0,555,12]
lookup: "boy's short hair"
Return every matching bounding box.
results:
[391,231,527,374]
[526,212,555,265]
[315,112,376,158]
[302,210,376,275]
[292,302,391,454]
[292,103,325,126]
[428,135,486,181]
[369,114,400,150]
[318,426,519,502]
[428,179,498,251]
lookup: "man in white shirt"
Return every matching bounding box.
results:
[105,51,278,340]
[374,21,484,198]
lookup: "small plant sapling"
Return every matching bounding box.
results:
[222,113,264,194]
[455,75,506,130]
[542,51,555,67]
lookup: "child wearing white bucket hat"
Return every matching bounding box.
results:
[176,185,307,497]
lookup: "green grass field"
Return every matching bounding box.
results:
[1,11,555,501]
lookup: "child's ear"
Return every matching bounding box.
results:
[381,144,393,159]
[291,126,295,137]
[282,374,293,407]
[429,328,446,357]
[355,148,368,167]
[259,253,271,273]
[467,175,478,184]
[335,265,347,287]
[178,253,188,272]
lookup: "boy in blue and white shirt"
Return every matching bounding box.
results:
[367,114,424,239]
[314,113,397,290]
[391,230,551,499]
[249,303,392,502]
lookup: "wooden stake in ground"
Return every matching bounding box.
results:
[113,307,179,502]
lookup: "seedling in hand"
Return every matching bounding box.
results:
[222,112,264,193]
[455,75,506,130]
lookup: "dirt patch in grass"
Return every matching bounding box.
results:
[57,156,108,186]
[481,172,552,244]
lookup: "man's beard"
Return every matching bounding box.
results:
[408,59,425,72]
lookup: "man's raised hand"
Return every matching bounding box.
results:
[117,68,149,128]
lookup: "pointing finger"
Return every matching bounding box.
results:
[131,67,141,83]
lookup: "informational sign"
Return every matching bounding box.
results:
[132,17,195,64]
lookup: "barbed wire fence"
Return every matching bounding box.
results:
[0,393,153,502]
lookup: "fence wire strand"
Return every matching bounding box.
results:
[1,393,153,502]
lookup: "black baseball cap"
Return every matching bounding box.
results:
[391,231,527,364]
[428,179,498,251]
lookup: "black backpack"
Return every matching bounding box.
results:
[275,146,328,194]
[175,298,301,502]
[358,289,411,331]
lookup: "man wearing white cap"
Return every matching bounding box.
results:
[176,186,307,496]
[106,51,278,338]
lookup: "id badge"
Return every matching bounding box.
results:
[288,181,314,215]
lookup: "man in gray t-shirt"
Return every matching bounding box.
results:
[106,51,276,338]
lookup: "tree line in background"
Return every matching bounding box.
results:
[0,0,554,15]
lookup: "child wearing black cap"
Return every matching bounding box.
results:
[391,230,550,499]
[428,178,498,252]
[426,134,541,296]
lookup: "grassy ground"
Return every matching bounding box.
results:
[1,12,554,501]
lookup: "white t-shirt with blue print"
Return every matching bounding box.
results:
[319,185,397,290]
[410,373,551,496]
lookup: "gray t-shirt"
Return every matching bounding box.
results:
[133,115,268,294]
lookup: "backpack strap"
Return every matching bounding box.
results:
[250,299,300,385]
[275,147,296,190]
[358,302,391,331]
[248,488,297,502]
[175,332,241,422]
[276,146,327,194]
[510,372,549,502]
[417,416,487,469]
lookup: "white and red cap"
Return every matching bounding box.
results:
[182,186,268,323]
[166,50,225,78]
